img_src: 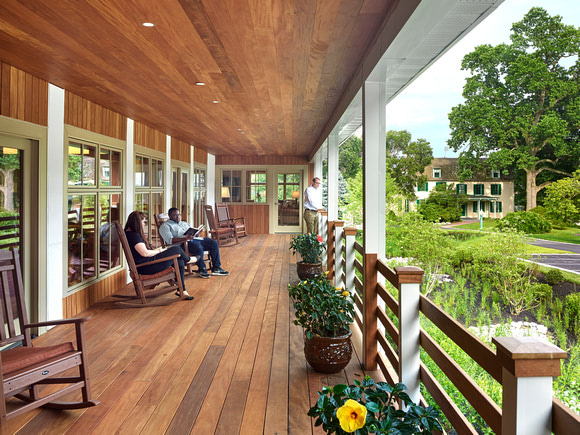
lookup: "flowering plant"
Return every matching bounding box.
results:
[288,272,354,339]
[289,233,325,264]
[308,376,441,434]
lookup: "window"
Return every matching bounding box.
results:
[473,202,477,213]
[221,170,242,202]
[278,173,300,202]
[435,181,446,188]
[491,201,502,213]
[247,171,267,203]
[135,154,164,247]
[171,166,189,222]
[193,166,206,227]
[404,199,409,212]
[456,184,467,194]
[417,182,428,192]
[67,141,122,289]
[433,168,441,178]
[491,170,500,179]
[474,184,484,195]
[491,184,501,195]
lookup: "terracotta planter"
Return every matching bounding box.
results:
[304,330,352,374]
[296,261,323,280]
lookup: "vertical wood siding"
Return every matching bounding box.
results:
[63,269,127,318]
[0,62,48,125]
[194,147,208,165]
[64,91,127,140]
[226,204,269,234]
[134,122,166,152]
[215,155,308,165]
[171,137,191,163]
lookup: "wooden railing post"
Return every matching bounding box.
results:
[396,266,424,404]
[343,227,357,293]
[363,253,378,370]
[493,337,567,435]
[318,210,328,266]
[334,221,344,287]
[327,220,336,282]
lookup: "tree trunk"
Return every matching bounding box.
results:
[0,169,15,211]
[526,169,538,211]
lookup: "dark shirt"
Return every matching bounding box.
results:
[125,231,150,265]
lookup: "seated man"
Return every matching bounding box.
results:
[159,207,229,279]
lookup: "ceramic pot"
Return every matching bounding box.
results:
[296,261,323,280]
[303,330,352,374]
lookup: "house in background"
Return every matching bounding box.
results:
[412,158,514,218]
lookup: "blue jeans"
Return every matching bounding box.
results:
[138,245,190,287]
[187,238,220,272]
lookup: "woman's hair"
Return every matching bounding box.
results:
[124,211,151,249]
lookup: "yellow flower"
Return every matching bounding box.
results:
[342,291,350,297]
[302,281,307,285]
[325,271,329,275]
[336,399,367,433]
[336,287,343,291]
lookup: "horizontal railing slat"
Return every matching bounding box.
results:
[354,276,363,293]
[354,309,363,331]
[354,258,363,275]
[420,330,502,434]
[377,352,398,386]
[376,258,398,289]
[420,295,502,382]
[377,331,399,373]
[552,398,580,434]
[354,241,363,255]
[420,363,478,435]
[0,233,20,241]
[377,306,399,343]
[376,282,398,316]
[354,293,363,313]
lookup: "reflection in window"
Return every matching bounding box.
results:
[99,194,121,272]
[100,149,121,187]
[221,170,241,202]
[246,171,266,203]
[68,142,96,186]
[193,167,207,227]
[135,155,150,187]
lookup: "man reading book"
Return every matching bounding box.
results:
[159,207,229,279]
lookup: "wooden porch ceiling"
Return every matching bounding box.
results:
[6,235,383,433]
[0,0,405,158]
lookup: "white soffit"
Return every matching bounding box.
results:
[335,0,504,143]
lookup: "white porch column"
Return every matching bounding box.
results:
[165,135,172,211]
[189,145,194,221]
[327,131,339,221]
[125,118,135,284]
[334,221,344,288]
[314,147,323,180]
[46,84,65,321]
[494,337,567,435]
[206,153,216,207]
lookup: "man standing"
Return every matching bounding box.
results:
[159,207,229,278]
[303,177,322,234]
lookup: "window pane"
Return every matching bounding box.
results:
[110,150,121,186]
[171,170,178,207]
[68,143,82,185]
[82,145,97,186]
[152,159,163,187]
[181,172,188,221]
[136,155,150,187]
[152,192,163,247]
[100,149,111,186]
[68,195,82,285]
[278,174,284,183]
[82,195,96,279]
[287,174,299,183]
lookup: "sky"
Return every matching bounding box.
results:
[384,0,580,158]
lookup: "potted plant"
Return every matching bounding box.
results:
[308,376,442,434]
[290,233,325,279]
[288,273,355,373]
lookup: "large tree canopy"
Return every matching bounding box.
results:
[385,130,433,198]
[448,7,580,209]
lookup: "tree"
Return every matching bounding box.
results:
[0,154,21,212]
[418,183,467,223]
[448,7,580,210]
[339,136,363,180]
[385,130,433,198]
[543,170,580,225]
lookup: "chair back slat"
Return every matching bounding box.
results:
[0,249,28,346]
[204,205,218,231]
[1,272,16,337]
[154,214,168,248]
[114,222,140,279]
[215,203,229,224]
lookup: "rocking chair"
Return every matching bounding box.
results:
[204,205,238,246]
[216,203,247,238]
[0,248,98,426]
[114,222,188,307]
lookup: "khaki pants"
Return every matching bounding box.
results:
[303,209,318,234]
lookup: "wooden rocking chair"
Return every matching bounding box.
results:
[114,222,188,307]
[216,203,247,238]
[204,205,238,246]
[0,248,98,426]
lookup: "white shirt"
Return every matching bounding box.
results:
[304,185,321,211]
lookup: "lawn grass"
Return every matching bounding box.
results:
[447,220,497,230]
[454,235,575,254]
[531,228,580,245]
[536,264,580,286]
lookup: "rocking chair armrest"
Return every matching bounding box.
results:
[170,236,188,245]
[233,217,246,224]
[135,253,180,266]
[26,316,91,328]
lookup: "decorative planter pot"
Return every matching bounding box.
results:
[304,330,352,374]
[296,261,323,280]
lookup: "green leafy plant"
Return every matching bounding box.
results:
[288,273,354,339]
[289,233,326,264]
[545,269,565,285]
[496,211,552,234]
[308,376,441,434]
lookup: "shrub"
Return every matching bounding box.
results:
[451,248,474,268]
[566,293,580,320]
[545,269,565,285]
[496,211,552,234]
[532,283,552,302]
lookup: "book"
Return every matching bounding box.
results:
[184,224,204,237]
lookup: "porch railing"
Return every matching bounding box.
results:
[321,215,580,435]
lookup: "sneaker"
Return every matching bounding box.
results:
[198,270,211,279]
[211,267,229,276]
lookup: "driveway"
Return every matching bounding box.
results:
[529,239,580,273]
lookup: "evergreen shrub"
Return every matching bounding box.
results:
[496,211,552,234]
[545,269,565,285]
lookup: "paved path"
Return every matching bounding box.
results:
[530,239,580,273]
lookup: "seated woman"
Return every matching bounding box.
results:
[124,211,197,300]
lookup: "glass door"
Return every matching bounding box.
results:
[274,172,302,233]
[0,134,35,320]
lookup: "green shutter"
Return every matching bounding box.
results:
[497,202,502,212]
[473,202,478,212]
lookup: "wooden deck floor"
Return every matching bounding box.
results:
[7,234,382,434]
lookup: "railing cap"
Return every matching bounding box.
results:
[333,221,344,227]
[394,266,424,284]
[493,336,567,378]
[343,227,358,236]
[319,210,328,215]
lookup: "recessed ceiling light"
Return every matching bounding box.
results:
[212,100,219,103]
[237,128,242,131]
[195,82,205,86]
[240,131,245,135]
[142,22,155,27]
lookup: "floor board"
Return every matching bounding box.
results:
[8,234,380,434]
